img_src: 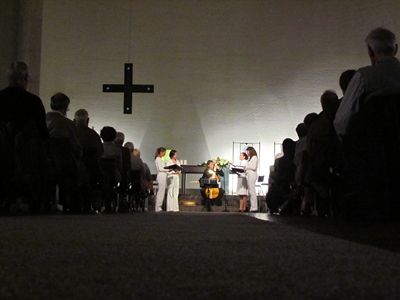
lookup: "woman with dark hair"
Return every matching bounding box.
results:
[154,147,168,212]
[245,146,258,212]
[165,149,180,212]
[236,152,248,212]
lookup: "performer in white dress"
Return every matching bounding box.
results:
[245,146,258,212]
[165,149,180,212]
[236,152,248,212]
[154,147,168,212]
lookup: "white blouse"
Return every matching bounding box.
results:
[247,156,258,173]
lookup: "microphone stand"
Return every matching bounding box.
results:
[222,167,229,212]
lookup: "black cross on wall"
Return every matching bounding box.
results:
[103,63,154,114]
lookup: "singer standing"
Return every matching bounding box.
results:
[236,152,248,212]
[165,150,180,212]
[154,147,168,212]
[245,146,258,212]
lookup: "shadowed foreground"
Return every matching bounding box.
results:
[1,212,399,299]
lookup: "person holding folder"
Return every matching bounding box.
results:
[245,146,258,212]
[165,150,181,212]
[236,152,248,212]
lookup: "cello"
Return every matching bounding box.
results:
[204,157,220,200]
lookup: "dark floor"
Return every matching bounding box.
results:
[248,212,400,253]
[1,211,400,299]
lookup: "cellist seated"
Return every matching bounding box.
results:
[200,159,224,207]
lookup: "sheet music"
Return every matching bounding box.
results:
[164,164,184,171]
[230,165,245,174]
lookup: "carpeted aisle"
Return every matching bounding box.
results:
[1,212,399,299]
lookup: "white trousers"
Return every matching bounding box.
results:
[155,173,166,211]
[247,171,258,211]
[166,175,179,211]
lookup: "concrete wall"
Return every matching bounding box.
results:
[7,0,400,191]
[0,0,43,95]
[17,0,43,96]
[0,0,18,88]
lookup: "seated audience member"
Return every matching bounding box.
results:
[292,123,308,214]
[335,69,357,206]
[297,112,320,216]
[74,109,103,210]
[200,159,225,209]
[46,93,91,213]
[124,142,145,173]
[114,132,131,195]
[133,148,153,194]
[303,112,319,130]
[307,90,340,217]
[338,69,356,104]
[266,138,296,215]
[0,62,51,213]
[74,109,103,181]
[334,28,400,222]
[123,142,146,210]
[100,126,122,182]
[100,126,122,212]
[334,27,400,140]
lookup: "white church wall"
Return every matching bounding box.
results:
[39,0,400,191]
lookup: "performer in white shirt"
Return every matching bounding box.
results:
[236,152,249,212]
[245,146,258,212]
[165,149,180,212]
[154,147,168,212]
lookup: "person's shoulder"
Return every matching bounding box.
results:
[25,90,42,101]
[46,111,60,120]
[19,88,43,105]
[0,86,12,97]
[65,117,75,125]
[132,155,142,161]
[121,146,130,154]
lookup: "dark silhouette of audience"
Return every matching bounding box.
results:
[266,138,296,214]
[292,123,310,215]
[100,126,122,212]
[134,149,153,194]
[307,90,340,217]
[46,93,91,213]
[123,142,148,211]
[0,62,51,213]
[264,28,400,223]
[334,27,400,222]
[114,132,131,210]
[74,109,104,211]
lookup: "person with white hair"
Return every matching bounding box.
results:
[0,62,48,140]
[334,27,400,140]
[0,62,50,212]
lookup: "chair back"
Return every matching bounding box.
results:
[343,93,400,220]
[48,137,77,177]
[257,175,265,183]
[100,157,119,188]
[82,147,102,184]
[128,169,142,195]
